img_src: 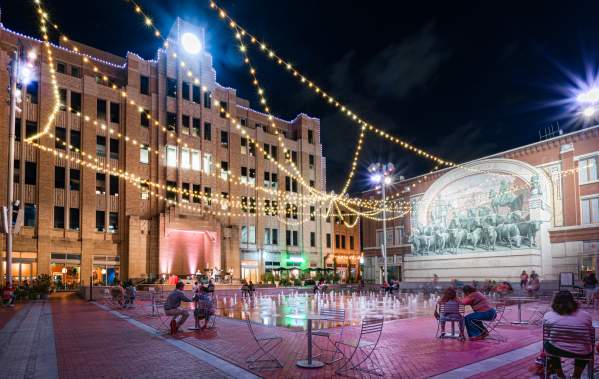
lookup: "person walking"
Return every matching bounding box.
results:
[164,281,192,335]
[582,271,598,305]
[460,285,496,340]
[520,270,529,290]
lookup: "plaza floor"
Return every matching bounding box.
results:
[0,290,597,378]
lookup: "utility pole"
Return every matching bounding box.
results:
[6,49,18,288]
[381,179,387,284]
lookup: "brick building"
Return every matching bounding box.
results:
[361,126,599,285]
[0,19,332,287]
[328,216,361,281]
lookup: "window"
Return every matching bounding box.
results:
[109,138,119,160]
[341,235,346,249]
[376,229,394,247]
[181,148,190,169]
[69,208,80,230]
[240,118,247,127]
[241,138,248,155]
[141,110,150,128]
[220,161,229,180]
[96,136,106,157]
[271,173,278,189]
[140,181,150,200]
[350,236,355,250]
[264,144,270,160]
[140,75,150,95]
[140,145,149,164]
[272,229,278,245]
[71,130,81,150]
[192,184,201,203]
[166,146,177,167]
[97,99,107,120]
[204,122,211,141]
[291,151,298,164]
[203,153,212,174]
[309,154,315,169]
[182,81,190,100]
[221,131,228,147]
[310,232,316,247]
[310,206,315,221]
[204,91,212,108]
[264,228,272,245]
[579,156,599,184]
[192,118,200,137]
[326,233,331,248]
[264,172,270,188]
[25,162,36,185]
[167,77,177,98]
[285,177,298,193]
[182,115,190,135]
[221,192,229,209]
[24,203,36,227]
[181,183,190,203]
[335,234,340,249]
[310,180,315,188]
[96,173,106,194]
[241,167,248,183]
[55,127,67,149]
[56,61,66,74]
[59,88,67,110]
[26,80,38,104]
[15,118,21,141]
[108,212,118,233]
[70,169,80,191]
[109,175,119,196]
[249,168,256,185]
[204,187,212,205]
[26,121,37,138]
[191,149,201,171]
[71,66,81,78]
[219,101,228,118]
[167,112,177,132]
[308,129,314,144]
[241,196,248,212]
[286,230,298,246]
[192,85,200,103]
[166,181,176,201]
[110,102,120,123]
[581,196,599,224]
[13,160,20,183]
[241,225,256,244]
[96,211,105,232]
[69,92,81,113]
[271,145,278,161]
[54,206,64,229]
[286,230,291,245]
[54,166,65,189]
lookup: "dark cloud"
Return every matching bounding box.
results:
[431,121,504,163]
[363,22,450,100]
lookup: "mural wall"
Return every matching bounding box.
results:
[409,172,544,255]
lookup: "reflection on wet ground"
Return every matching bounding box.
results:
[212,291,439,330]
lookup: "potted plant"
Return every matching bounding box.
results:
[35,274,52,299]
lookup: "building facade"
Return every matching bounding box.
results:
[362,126,599,285]
[0,19,332,287]
[328,216,361,281]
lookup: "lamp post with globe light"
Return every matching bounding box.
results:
[577,87,599,120]
[368,162,395,284]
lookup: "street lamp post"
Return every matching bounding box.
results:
[368,163,395,284]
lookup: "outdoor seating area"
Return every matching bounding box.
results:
[85,284,599,378]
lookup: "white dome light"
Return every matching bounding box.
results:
[181,32,202,54]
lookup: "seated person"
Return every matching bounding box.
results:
[495,281,513,296]
[164,281,192,334]
[194,287,215,330]
[124,281,136,308]
[543,291,592,379]
[460,285,496,340]
[436,287,464,339]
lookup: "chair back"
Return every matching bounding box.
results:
[320,308,345,323]
[492,303,506,322]
[543,322,594,351]
[103,288,111,297]
[243,311,259,341]
[438,301,464,316]
[360,316,384,337]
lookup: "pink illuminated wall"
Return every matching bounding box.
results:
[159,229,221,275]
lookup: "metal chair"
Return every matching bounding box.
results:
[243,312,283,369]
[472,304,507,342]
[542,323,595,379]
[527,303,549,326]
[435,302,465,339]
[335,316,385,377]
[194,295,217,330]
[313,308,346,363]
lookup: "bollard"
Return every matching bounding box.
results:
[89,275,93,301]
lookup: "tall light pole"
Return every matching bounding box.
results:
[368,162,395,284]
[577,87,599,120]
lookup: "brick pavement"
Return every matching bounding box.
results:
[51,293,230,379]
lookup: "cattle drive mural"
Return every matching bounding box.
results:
[409,174,542,255]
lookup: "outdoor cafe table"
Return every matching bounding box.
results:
[504,296,536,325]
[285,313,333,369]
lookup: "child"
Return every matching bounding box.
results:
[436,287,465,339]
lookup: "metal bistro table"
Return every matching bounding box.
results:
[286,313,332,369]
[504,296,536,325]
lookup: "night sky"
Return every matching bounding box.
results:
[3,1,599,193]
